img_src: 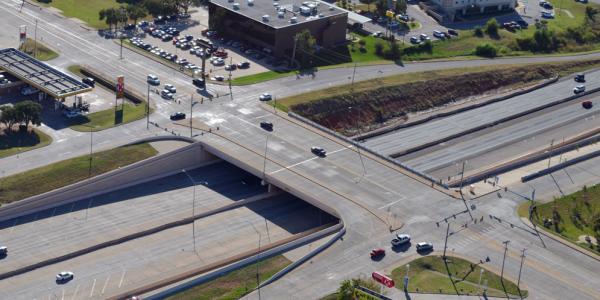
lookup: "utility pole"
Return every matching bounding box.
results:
[348,106,366,181]
[34,19,38,59]
[443,222,450,259]
[500,240,510,284]
[146,83,150,129]
[517,248,526,297]
[290,35,298,68]
[247,222,262,300]
[459,161,474,221]
[547,139,555,168]
[190,94,193,138]
[404,263,410,291]
[478,268,484,295]
[262,134,270,185]
[228,57,233,100]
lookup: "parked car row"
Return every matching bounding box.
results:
[410,30,458,44]
[540,0,555,18]
[502,20,528,31]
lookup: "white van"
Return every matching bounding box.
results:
[147,74,160,85]
[433,30,445,39]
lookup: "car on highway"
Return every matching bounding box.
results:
[260,121,273,131]
[161,89,173,100]
[56,271,74,283]
[259,93,272,101]
[170,112,186,120]
[147,74,160,85]
[391,233,411,246]
[582,100,593,109]
[370,248,385,259]
[574,85,586,94]
[416,242,433,252]
[213,75,225,81]
[311,146,326,157]
[0,246,7,256]
[164,84,176,93]
[575,74,585,82]
[193,78,205,89]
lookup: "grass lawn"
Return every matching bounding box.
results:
[0,143,157,205]
[67,64,84,77]
[166,255,291,300]
[390,256,527,298]
[521,183,600,255]
[0,128,52,159]
[231,70,296,85]
[18,38,59,61]
[69,102,150,132]
[34,0,121,29]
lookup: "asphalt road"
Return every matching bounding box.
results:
[1,1,600,299]
[363,71,600,157]
[400,95,600,178]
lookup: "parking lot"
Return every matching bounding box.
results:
[125,7,289,83]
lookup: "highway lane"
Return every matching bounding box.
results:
[0,195,333,299]
[0,162,266,275]
[402,97,600,175]
[362,73,600,157]
[2,2,600,299]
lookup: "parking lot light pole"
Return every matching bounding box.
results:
[517,248,526,296]
[182,169,197,254]
[348,106,366,182]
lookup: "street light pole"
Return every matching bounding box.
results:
[517,248,526,297]
[348,106,366,182]
[86,125,93,178]
[262,134,270,185]
[500,240,510,283]
[182,169,197,254]
[404,263,410,291]
[459,161,474,221]
[146,83,150,129]
[478,268,484,295]
[247,221,262,300]
[443,221,450,259]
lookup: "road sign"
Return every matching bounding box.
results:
[19,25,26,43]
[116,75,124,99]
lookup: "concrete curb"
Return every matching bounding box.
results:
[354,76,559,141]
[519,217,600,262]
[0,191,281,281]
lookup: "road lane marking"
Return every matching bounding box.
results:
[101,275,110,295]
[378,197,406,209]
[118,270,126,288]
[89,278,96,298]
[71,285,80,300]
[269,147,350,175]
[61,288,65,300]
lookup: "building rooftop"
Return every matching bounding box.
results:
[210,0,347,29]
[0,48,91,98]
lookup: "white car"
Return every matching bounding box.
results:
[574,85,585,94]
[56,271,74,282]
[164,84,176,93]
[541,11,555,18]
[160,89,173,100]
[258,93,272,101]
[147,74,160,85]
[212,58,225,66]
[391,233,411,246]
[419,33,429,40]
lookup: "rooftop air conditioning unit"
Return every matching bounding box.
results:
[233,2,240,9]
[262,15,270,22]
[247,0,254,5]
[290,17,298,23]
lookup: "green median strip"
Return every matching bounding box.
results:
[68,103,150,132]
[391,255,527,298]
[166,255,291,300]
[0,128,52,159]
[0,143,158,205]
[18,38,58,61]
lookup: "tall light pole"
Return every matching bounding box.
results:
[458,161,474,221]
[247,221,262,300]
[500,240,510,284]
[517,248,526,298]
[146,82,150,129]
[404,263,410,291]
[190,95,199,138]
[443,221,450,259]
[79,124,94,178]
[262,134,270,186]
[478,268,484,295]
[348,106,366,182]
[182,169,197,254]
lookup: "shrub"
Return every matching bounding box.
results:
[474,26,483,37]
[375,42,384,56]
[484,18,499,38]
[474,43,497,57]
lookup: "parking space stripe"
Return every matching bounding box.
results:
[89,278,96,298]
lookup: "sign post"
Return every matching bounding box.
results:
[19,25,27,48]
[116,75,124,107]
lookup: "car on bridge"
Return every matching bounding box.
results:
[56,271,74,283]
[161,90,174,100]
[582,100,593,109]
[574,85,586,94]
[170,112,186,120]
[164,84,176,94]
[147,74,160,85]
[260,121,273,131]
[311,146,326,157]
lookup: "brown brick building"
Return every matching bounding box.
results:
[208,0,348,57]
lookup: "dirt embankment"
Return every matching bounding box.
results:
[290,60,600,136]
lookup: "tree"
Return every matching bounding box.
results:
[585,6,599,24]
[484,18,499,38]
[374,41,384,56]
[14,101,42,131]
[375,0,387,17]
[176,0,202,14]
[294,30,316,68]
[394,0,407,14]
[143,0,178,16]
[125,4,148,27]
[337,279,355,300]
[0,105,18,133]
[473,26,483,37]
[360,0,376,13]
[475,43,497,57]
[99,8,118,31]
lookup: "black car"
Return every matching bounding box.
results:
[447,29,458,36]
[416,242,433,252]
[311,146,326,156]
[260,121,273,131]
[516,20,529,28]
[167,15,178,22]
[582,100,593,109]
[237,61,251,69]
[543,2,553,9]
[154,16,165,24]
[192,78,206,88]
[82,77,95,87]
[170,112,186,120]
[124,23,136,30]
[575,74,585,82]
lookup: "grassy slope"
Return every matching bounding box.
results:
[18,38,59,61]
[166,255,291,300]
[0,128,52,159]
[35,0,120,29]
[390,256,527,298]
[524,183,600,254]
[0,143,157,205]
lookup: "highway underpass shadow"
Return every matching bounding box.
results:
[0,161,266,229]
